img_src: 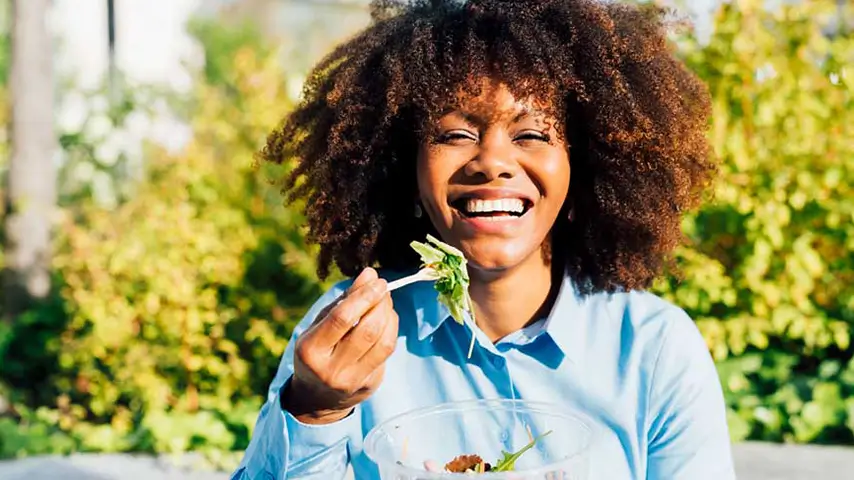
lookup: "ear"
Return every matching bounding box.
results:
[560,195,575,222]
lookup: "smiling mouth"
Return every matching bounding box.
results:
[450,197,533,220]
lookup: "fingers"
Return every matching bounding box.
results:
[334,292,393,361]
[313,276,388,346]
[348,267,377,292]
[327,294,397,394]
[308,268,378,329]
[356,297,399,371]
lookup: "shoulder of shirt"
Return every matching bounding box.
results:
[580,288,712,401]
[594,286,694,329]
[581,286,702,359]
[610,288,710,369]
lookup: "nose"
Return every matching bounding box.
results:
[463,135,518,180]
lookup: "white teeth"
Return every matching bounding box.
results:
[464,198,525,214]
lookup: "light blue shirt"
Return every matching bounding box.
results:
[231,270,735,479]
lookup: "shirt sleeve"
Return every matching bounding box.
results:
[645,308,736,480]
[230,280,362,480]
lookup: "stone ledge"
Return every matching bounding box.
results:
[0,442,852,479]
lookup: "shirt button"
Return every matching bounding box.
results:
[492,356,505,369]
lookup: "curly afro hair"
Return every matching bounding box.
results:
[260,0,715,293]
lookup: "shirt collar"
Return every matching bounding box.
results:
[398,270,590,362]
[540,274,590,362]
[408,278,454,341]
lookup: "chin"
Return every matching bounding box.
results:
[458,240,542,274]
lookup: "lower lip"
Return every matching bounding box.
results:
[454,209,532,235]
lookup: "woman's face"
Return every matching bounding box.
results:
[416,80,571,275]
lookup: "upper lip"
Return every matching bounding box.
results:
[449,188,535,206]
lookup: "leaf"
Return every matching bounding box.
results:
[426,233,465,259]
[409,235,474,326]
[491,430,552,472]
[410,241,445,266]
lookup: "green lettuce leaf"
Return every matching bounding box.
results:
[409,234,474,326]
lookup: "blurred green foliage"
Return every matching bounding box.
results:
[187,17,271,90]
[0,21,326,466]
[653,0,854,444]
[55,79,180,208]
[0,0,852,469]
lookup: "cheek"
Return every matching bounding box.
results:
[538,151,571,201]
[415,149,449,207]
[542,147,570,175]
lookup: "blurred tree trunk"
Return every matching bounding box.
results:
[3,0,56,321]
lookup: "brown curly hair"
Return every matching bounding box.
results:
[260,0,715,293]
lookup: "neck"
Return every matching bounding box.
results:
[468,253,561,343]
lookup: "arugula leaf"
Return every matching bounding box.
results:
[409,234,474,326]
[491,430,552,472]
[409,234,477,358]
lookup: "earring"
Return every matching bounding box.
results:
[414,204,423,218]
[567,208,575,222]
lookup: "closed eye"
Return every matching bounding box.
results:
[514,130,551,143]
[437,130,478,144]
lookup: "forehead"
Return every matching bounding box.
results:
[444,77,556,122]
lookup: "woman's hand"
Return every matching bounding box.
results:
[281,267,399,425]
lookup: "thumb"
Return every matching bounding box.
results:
[348,267,378,293]
[309,267,379,329]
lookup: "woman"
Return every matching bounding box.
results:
[233,0,735,478]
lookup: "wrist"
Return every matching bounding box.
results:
[280,377,354,425]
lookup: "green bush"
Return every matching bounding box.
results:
[653,0,854,444]
[0,45,326,468]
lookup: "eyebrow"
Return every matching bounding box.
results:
[441,105,546,126]
[512,105,543,123]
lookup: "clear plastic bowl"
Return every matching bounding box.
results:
[364,399,595,480]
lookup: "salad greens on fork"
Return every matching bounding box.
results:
[386,234,477,358]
